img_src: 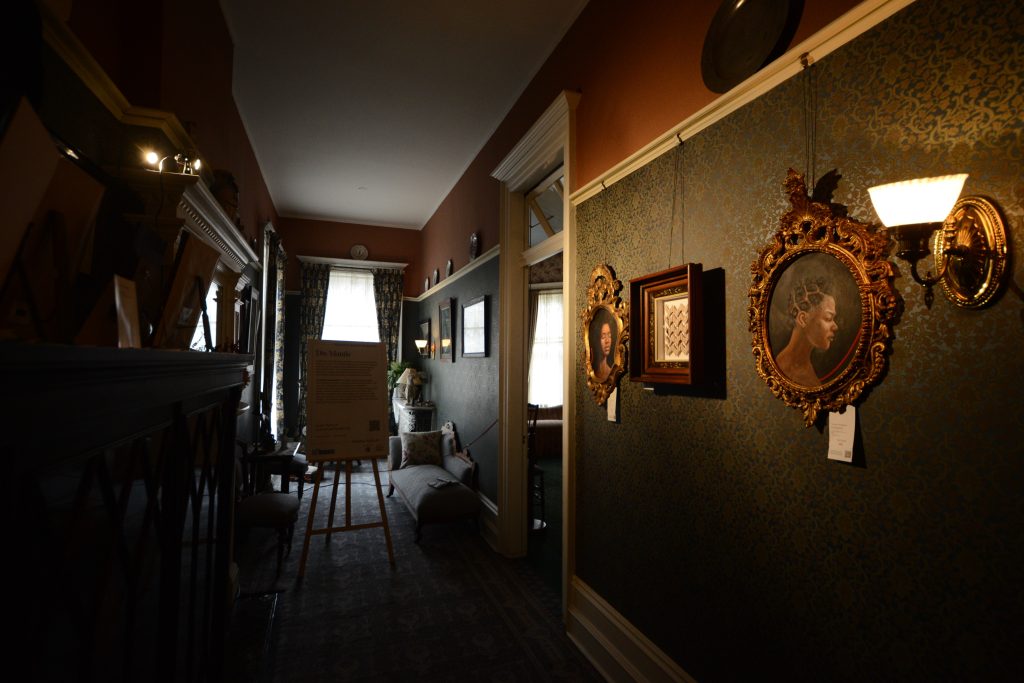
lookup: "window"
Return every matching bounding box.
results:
[322,269,379,342]
[527,168,564,247]
[527,289,563,406]
[189,284,219,351]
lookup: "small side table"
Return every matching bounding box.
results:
[398,403,436,433]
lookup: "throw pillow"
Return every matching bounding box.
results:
[400,430,442,469]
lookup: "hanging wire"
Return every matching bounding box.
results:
[667,136,684,269]
[801,53,817,187]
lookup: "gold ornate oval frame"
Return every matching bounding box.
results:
[748,170,900,426]
[582,264,629,406]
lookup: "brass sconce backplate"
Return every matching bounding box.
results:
[931,196,1008,308]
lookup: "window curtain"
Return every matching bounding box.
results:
[526,290,540,371]
[372,268,404,363]
[270,242,286,437]
[297,262,331,437]
[527,289,563,406]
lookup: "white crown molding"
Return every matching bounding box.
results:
[180,179,259,275]
[493,91,581,192]
[567,577,697,683]
[570,0,917,206]
[40,5,192,151]
[404,245,500,302]
[296,255,407,270]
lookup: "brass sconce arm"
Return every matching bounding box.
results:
[869,175,1008,309]
[890,222,960,288]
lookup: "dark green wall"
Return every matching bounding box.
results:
[574,1,1023,681]
[405,255,500,500]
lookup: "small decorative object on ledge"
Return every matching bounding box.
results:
[423,277,429,293]
[446,259,453,277]
[581,264,628,406]
[748,169,900,426]
[210,169,240,222]
[350,243,369,260]
[469,232,479,260]
[432,268,440,286]
[701,0,802,93]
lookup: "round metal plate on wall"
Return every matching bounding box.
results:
[350,243,368,260]
[432,269,439,286]
[446,259,453,277]
[469,232,479,260]
[701,0,803,94]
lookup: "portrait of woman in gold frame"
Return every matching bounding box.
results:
[581,264,628,406]
[748,170,900,426]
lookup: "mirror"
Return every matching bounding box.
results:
[416,318,431,357]
[439,298,455,362]
[461,295,487,357]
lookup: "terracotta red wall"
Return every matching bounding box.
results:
[420,0,860,281]
[276,218,422,295]
[68,0,278,249]
[68,0,162,107]
[67,0,861,289]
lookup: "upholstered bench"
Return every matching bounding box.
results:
[386,423,479,540]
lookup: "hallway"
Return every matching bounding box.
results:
[225,462,598,682]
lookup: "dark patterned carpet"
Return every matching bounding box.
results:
[225,460,601,682]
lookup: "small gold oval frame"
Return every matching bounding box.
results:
[748,170,900,426]
[582,264,629,406]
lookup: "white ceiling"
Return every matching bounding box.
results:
[220,1,589,229]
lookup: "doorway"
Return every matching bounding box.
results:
[525,253,564,594]
[493,91,577,615]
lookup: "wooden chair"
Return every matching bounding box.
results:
[526,403,546,532]
[238,439,307,500]
[235,449,300,576]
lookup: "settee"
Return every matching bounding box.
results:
[531,404,563,460]
[387,422,479,540]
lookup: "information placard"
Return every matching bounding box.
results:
[305,340,388,462]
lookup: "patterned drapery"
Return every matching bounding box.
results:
[372,268,404,363]
[271,241,286,437]
[297,262,331,436]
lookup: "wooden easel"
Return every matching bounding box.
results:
[297,455,395,578]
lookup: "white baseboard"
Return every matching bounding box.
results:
[478,492,499,551]
[567,577,696,683]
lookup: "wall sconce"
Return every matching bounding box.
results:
[414,338,431,357]
[144,149,202,175]
[868,174,1008,308]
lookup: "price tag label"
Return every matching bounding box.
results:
[827,406,856,462]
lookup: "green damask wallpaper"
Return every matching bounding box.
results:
[574,1,1023,681]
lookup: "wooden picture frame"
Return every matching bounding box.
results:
[439,298,455,361]
[581,264,629,406]
[629,263,703,384]
[748,170,900,426]
[461,295,488,357]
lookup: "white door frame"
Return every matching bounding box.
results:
[492,92,579,612]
